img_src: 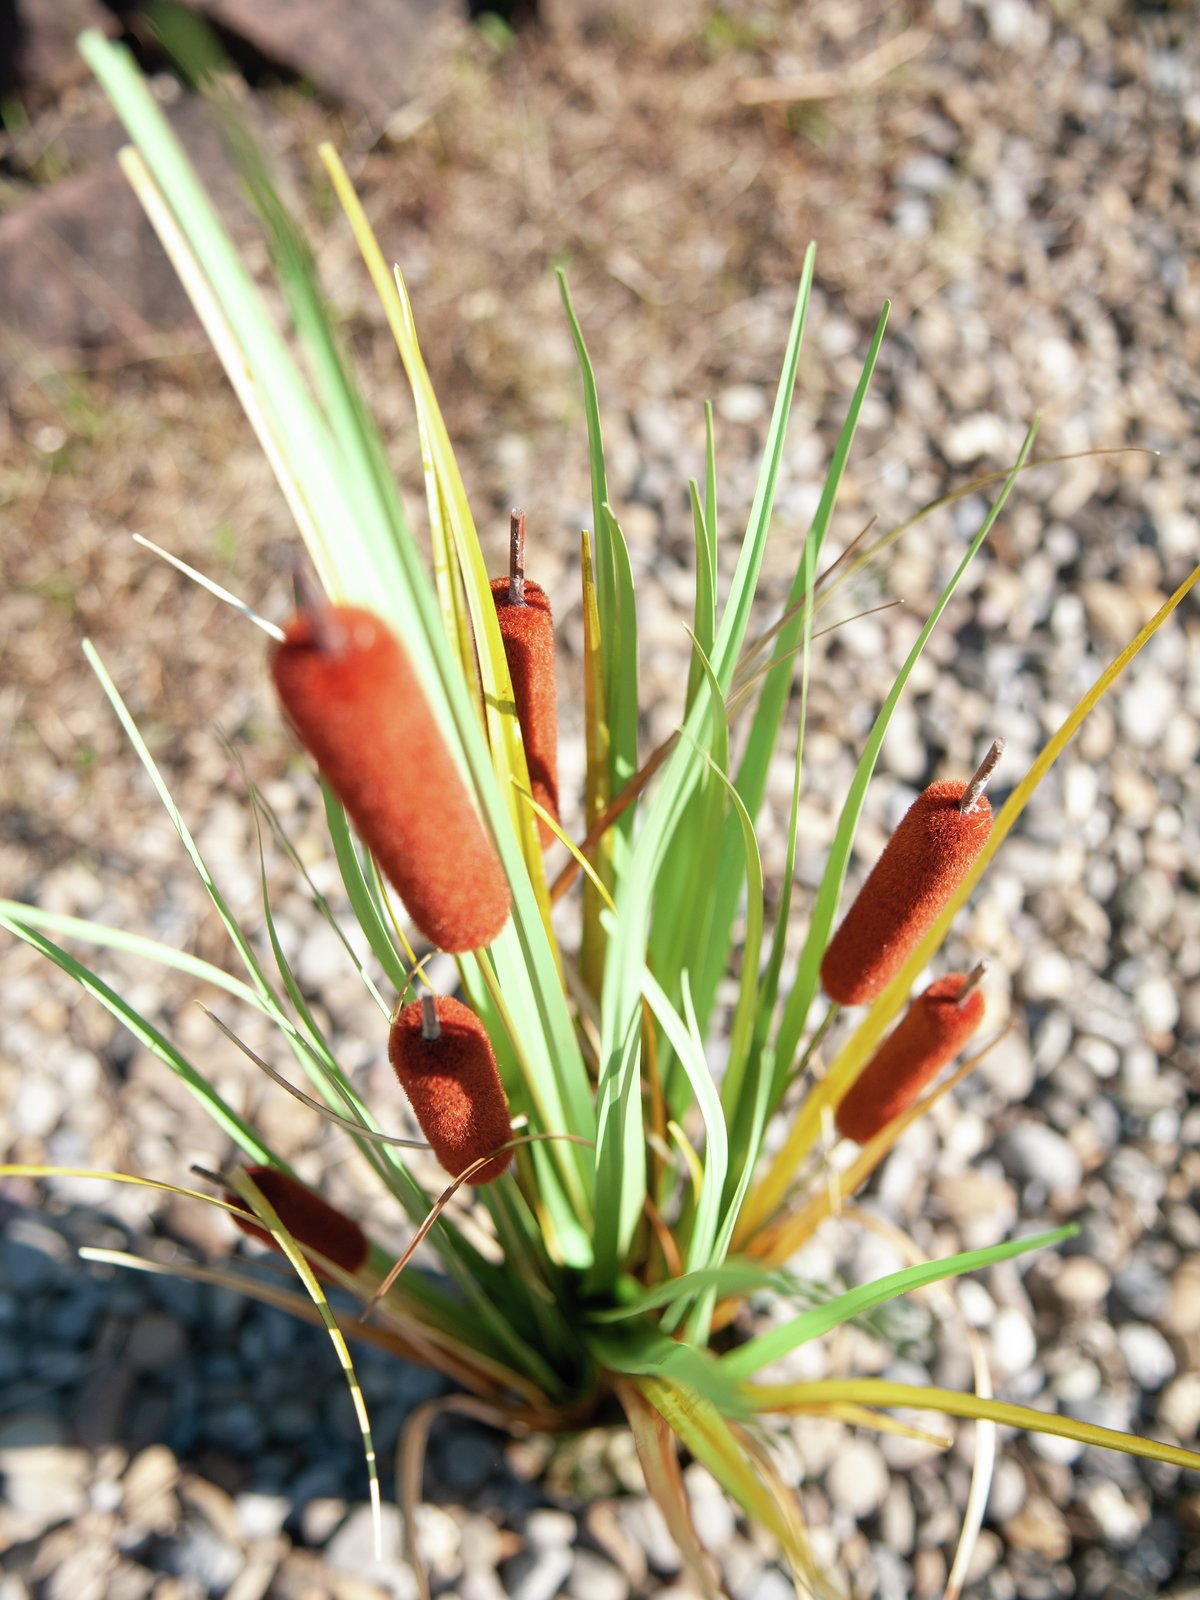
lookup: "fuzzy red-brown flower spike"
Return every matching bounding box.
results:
[271,599,510,953]
[835,967,987,1144]
[226,1166,369,1275]
[389,995,513,1185]
[820,741,1003,1006]
[491,511,559,844]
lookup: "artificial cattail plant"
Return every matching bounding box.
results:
[2,30,1198,1600]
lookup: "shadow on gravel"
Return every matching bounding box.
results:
[0,1198,558,1591]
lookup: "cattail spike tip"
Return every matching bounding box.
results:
[509,509,526,606]
[960,738,1005,814]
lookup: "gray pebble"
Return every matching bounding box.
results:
[202,1402,267,1454]
[125,1311,187,1372]
[1001,1123,1083,1195]
[158,1518,244,1593]
[0,1236,61,1295]
[1113,1257,1171,1321]
[1053,1359,1101,1404]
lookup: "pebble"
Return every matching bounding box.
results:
[1083,1480,1144,1548]
[1053,1358,1101,1404]
[326,1506,418,1598]
[503,1545,573,1600]
[162,1518,245,1593]
[1052,1257,1112,1307]
[1003,1496,1071,1560]
[1117,1323,1176,1390]
[0,1442,92,1527]
[613,1499,681,1576]
[236,1493,291,1541]
[717,385,768,424]
[991,1307,1038,1378]
[566,1548,628,1600]
[987,1458,1027,1523]
[124,1312,187,1372]
[1164,1260,1200,1337]
[826,1439,890,1520]
[525,1509,576,1550]
[1028,1427,1084,1466]
[681,1464,736,1552]
[743,1568,796,1600]
[299,1497,347,1546]
[1158,1372,1200,1441]
[1001,1123,1083,1196]
[879,1483,915,1556]
[12,1076,65,1138]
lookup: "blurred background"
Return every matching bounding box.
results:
[1,2,1198,1598]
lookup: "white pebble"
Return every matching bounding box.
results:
[12,1078,65,1139]
[1083,1481,1143,1548]
[826,1439,890,1519]
[1134,974,1180,1035]
[991,1307,1037,1377]
[1118,1323,1176,1390]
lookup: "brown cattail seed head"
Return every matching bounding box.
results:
[491,576,559,843]
[389,995,514,1184]
[834,972,987,1143]
[820,780,993,1006]
[226,1166,369,1274]
[271,604,510,952]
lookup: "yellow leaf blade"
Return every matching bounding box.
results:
[747,1379,1200,1474]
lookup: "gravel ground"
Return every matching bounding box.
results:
[2,2,1198,1598]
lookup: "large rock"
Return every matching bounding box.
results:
[0,96,246,376]
[0,162,190,374]
[189,0,465,125]
[6,0,116,102]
